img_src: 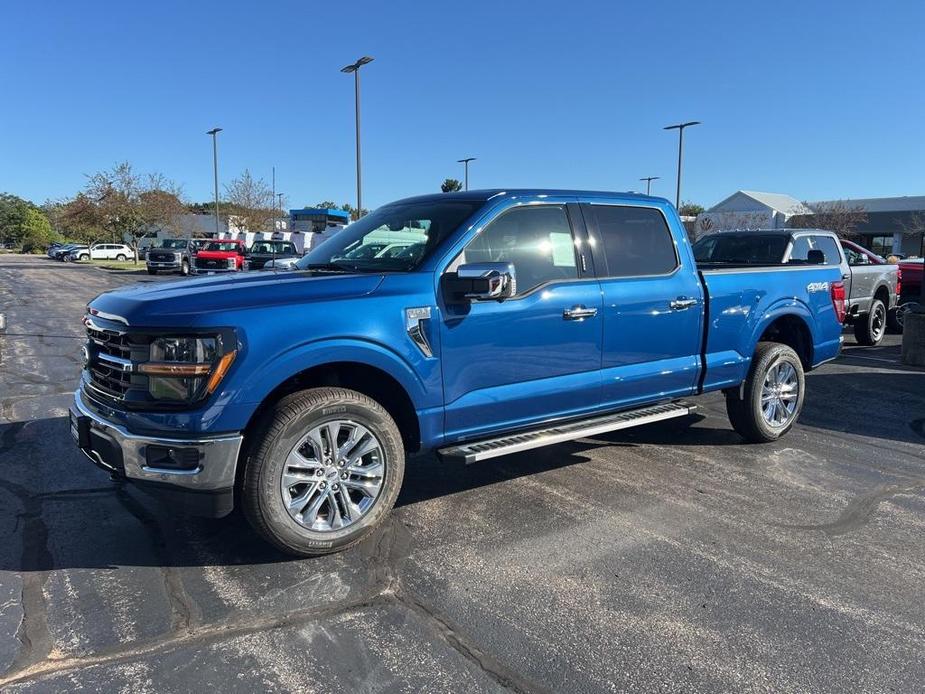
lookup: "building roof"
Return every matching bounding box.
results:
[707,191,812,216]
[808,195,925,213]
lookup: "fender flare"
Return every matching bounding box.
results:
[747,299,815,361]
[231,337,430,411]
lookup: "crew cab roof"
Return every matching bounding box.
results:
[387,189,665,206]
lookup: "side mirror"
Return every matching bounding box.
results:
[446,262,516,302]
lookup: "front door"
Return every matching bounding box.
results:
[581,202,703,409]
[440,202,603,441]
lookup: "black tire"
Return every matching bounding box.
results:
[887,306,904,334]
[181,260,190,276]
[79,254,89,261]
[147,268,157,275]
[116,253,127,261]
[725,341,805,443]
[853,298,886,346]
[242,387,405,557]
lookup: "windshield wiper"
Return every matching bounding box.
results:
[300,262,358,273]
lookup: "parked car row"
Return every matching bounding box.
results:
[692,229,900,345]
[48,242,134,262]
[145,238,305,275]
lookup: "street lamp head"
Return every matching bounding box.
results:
[640,176,660,181]
[206,127,223,136]
[664,121,701,131]
[341,56,374,73]
[457,157,476,164]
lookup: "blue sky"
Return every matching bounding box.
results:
[1,0,923,210]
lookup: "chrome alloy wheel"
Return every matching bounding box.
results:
[280,420,385,532]
[870,303,886,341]
[761,361,800,427]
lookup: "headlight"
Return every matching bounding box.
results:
[139,334,236,403]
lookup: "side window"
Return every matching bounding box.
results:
[460,205,578,294]
[789,236,811,262]
[811,236,841,265]
[590,205,678,277]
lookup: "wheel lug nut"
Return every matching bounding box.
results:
[338,460,346,467]
[332,483,339,491]
[316,469,323,476]
[340,472,347,480]
[319,481,326,489]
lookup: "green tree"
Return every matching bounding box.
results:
[679,201,705,217]
[19,207,54,252]
[0,193,57,250]
[63,162,186,262]
[441,178,463,193]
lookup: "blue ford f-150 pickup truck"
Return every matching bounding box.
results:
[70,190,845,555]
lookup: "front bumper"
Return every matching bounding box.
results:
[191,267,238,274]
[146,261,182,270]
[69,388,243,517]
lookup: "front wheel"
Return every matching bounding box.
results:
[854,299,886,346]
[147,268,157,275]
[180,260,190,276]
[242,387,405,556]
[726,342,805,443]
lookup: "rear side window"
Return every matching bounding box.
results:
[789,235,841,265]
[810,236,842,265]
[590,205,678,277]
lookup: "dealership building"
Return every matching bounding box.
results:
[696,191,925,257]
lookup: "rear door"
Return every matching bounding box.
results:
[840,242,877,313]
[439,202,603,440]
[581,201,703,409]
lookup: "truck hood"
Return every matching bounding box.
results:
[89,271,384,326]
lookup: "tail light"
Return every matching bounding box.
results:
[831,280,847,323]
[896,267,902,297]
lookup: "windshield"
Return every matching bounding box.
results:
[157,239,188,249]
[693,234,790,264]
[251,241,296,254]
[295,200,482,272]
[202,241,241,252]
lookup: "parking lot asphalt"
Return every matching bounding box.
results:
[0,253,923,693]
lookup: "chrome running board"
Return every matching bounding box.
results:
[438,401,696,464]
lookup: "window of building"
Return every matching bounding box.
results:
[590,205,678,277]
[868,235,894,257]
[459,205,578,294]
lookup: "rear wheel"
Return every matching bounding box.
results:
[116,253,127,261]
[726,342,805,443]
[854,298,886,346]
[242,387,405,556]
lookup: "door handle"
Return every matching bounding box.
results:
[669,297,699,310]
[563,305,598,320]
[842,273,850,280]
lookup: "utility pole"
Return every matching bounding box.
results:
[341,56,374,219]
[663,121,700,209]
[206,128,223,235]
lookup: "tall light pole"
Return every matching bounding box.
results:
[206,128,223,235]
[663,121,700,209]
[341,56,374,219]
[457,157,476,191]
[640,176,660,195]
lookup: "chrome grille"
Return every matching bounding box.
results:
[148,251,178,262]
[85,323,147,401]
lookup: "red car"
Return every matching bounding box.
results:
[192,239,247,274]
